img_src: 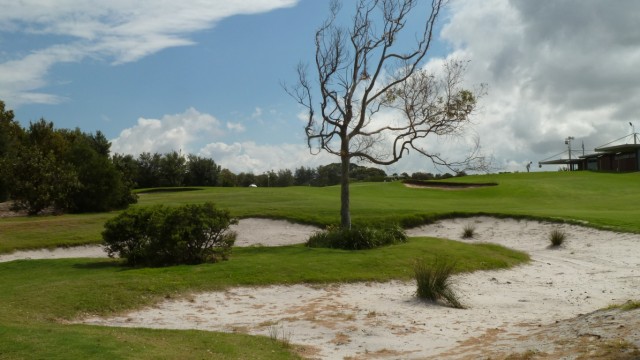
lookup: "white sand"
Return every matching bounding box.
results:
[4,216,639,358]
[71,217,640,359]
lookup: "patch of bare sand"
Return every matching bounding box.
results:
[0,218,319,263]
[78,217,640,359]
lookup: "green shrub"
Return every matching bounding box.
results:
[462,223,476,239]
[306,224,407,250]
[549,228,566,247]
[414,257,464,308]
[102,202,237,266]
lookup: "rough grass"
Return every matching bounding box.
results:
[414,257,464,308]
[549,228,566,247]
[606,300,640,311]
[586,339,640,360]
[462,223,476,239]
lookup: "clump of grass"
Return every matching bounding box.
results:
[268,324,292,348]
[591,339,640,359]
[608,300,640,311]
[462,223,476,239]
[549,228,566,247]
[503,350,544,360]
[621,300,640,311]
[414,257,464,309]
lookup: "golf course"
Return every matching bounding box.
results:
[0,171,639,359]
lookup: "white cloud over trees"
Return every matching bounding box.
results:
[110,107,333,173]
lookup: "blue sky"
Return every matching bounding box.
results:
[2,0,640,174]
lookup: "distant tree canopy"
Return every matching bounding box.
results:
[0,101,23,202]
[0,107,137,214]
[118,151,390,189]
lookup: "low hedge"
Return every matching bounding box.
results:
[306,224,407,250]
[102,202,237,266]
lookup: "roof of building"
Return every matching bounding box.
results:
[594,143,640,153]
[538,158,582,165]
[578,152,603,159]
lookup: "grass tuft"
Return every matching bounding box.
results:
[608,300,640,311]
[462,223,476,239]
[269,324,293,348]
[502,350,544,360]
[549,228,566,247]
[621,300,640,311]
[414,257,464,309]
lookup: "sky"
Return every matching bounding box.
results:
[2,0,640,175]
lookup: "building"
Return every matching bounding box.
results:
[539,133,640,172]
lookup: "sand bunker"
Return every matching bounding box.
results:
[0,218,319,263]
[72,217,640,359]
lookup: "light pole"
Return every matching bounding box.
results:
[630,122,637,144]
[565,136,574,171]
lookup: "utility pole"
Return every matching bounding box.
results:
[565,136,574,171]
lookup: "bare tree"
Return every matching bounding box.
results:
[287,0,486,229]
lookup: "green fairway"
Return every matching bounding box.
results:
[1,171,638,253]
[0,170,637,359]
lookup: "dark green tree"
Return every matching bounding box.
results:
[275,169,294,187]
[185,154,221,186]
[112,153,139,189]
[64,134,136,212]
[235,172,256,187]
[217,169,236,187]
[294,166,316,186]
[136,152,162,188]
[7,146,79,214]
[0,101,24,201]
[159,151,186,187]
[3,114,135,214]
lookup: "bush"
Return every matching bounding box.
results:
[102,202,237,266]
[306,224,407,250]
[414,257,464,308]
[549,228,566,247]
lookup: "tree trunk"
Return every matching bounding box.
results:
[340,138,351,229]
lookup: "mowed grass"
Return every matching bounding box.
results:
[1,171,639,252]
[0,170,637,359]
[0,239,527,359]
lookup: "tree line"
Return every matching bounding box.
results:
[1,100,457,215]
[112,153,389,189]
[0,101,388,215]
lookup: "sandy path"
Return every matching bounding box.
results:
[75,217,640,359]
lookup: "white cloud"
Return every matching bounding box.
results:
[226,122,246,132]
[110,107,224,155]
[251,107,263,119]
[110,107,335,174]
[436,0,640,172]
[199,141,334,173]
[0,0,299,106]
